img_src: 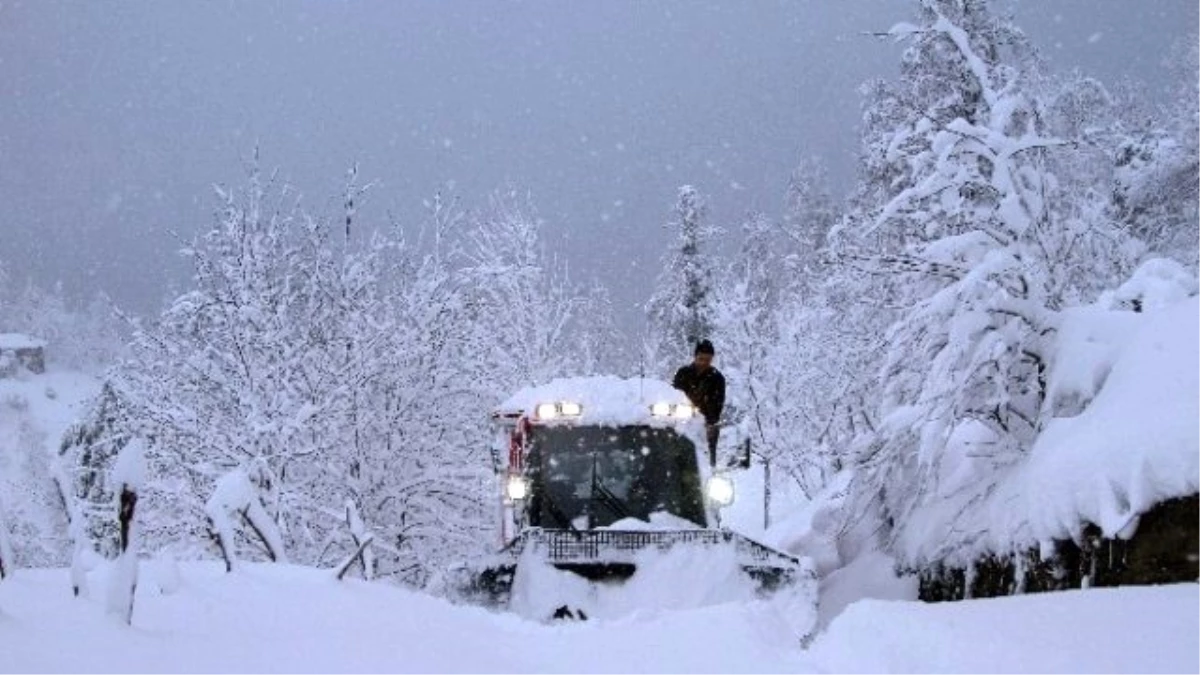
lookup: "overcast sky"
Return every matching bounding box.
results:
[1,0,1196,333]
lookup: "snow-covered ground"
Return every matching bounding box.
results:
[1,560,1194,673]
[809,583,1199,674]
[0,366,100,445]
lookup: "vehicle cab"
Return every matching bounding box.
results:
[490,376,735,544]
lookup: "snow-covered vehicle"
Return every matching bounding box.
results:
[452,376,816,626]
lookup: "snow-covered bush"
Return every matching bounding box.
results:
[205,462,287,571]
[334,498,375,581]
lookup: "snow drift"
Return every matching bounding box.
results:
[0,561,1194,673]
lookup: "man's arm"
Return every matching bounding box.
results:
[672,366,687,391]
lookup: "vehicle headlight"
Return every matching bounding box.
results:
[506,476,530,501]
[536,401,582,420]
[672,403,696,419]
[650,402,673,417]
[706,475,735,507]
[650,402,695,419]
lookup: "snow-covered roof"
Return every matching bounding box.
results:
[0,333,47,349]
[495,376,696,427]
[901,296,1200,566]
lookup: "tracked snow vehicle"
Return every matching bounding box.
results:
[453,376,816,625]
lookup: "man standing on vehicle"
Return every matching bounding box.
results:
[672,339,726,467]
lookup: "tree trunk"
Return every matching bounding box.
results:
[763,458,772,531]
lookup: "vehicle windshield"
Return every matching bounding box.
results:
[526,425,706,529]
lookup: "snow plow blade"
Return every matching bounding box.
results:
[452,528,814,609]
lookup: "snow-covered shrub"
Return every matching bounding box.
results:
[335,498,375,581]
[205,462,287,571]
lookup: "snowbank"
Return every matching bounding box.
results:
[0,562,812,674]
[508,542,763,621]
[816,550,918,630]
[1014,297,1200,537]
[811,583,1198,674]
[901,296,1200,565]
[763,471,854,576]
[0,333,48,349]
[0,562,1193,673]
[599,511,702,531]
[496,376,697,427]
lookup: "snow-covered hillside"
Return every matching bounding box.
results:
[0,366,101,566]
[0,561,1194,673]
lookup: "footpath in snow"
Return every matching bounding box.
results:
[0,562,1195,673]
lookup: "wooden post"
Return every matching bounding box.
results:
[112,485,139,625]
[118,487,137,552]
[208,517,234,573]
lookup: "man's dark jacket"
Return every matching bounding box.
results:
[672,364,726,426]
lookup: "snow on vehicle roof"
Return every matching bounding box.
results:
[900,295,1200,567]
[495,376,694,426]
[0,333,48,349]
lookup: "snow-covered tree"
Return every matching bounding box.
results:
[80,161,494,587]
[844,0,1141,567]
[781,156,839,282]
[1108,37,1199,267]
[701,157,863,509]
[711,213,782,459]
[461,190,582,392]
[58,381,135,558]
[575,282,627,376]
[646,185,720,367]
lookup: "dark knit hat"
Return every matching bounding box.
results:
[695,339,715,355]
